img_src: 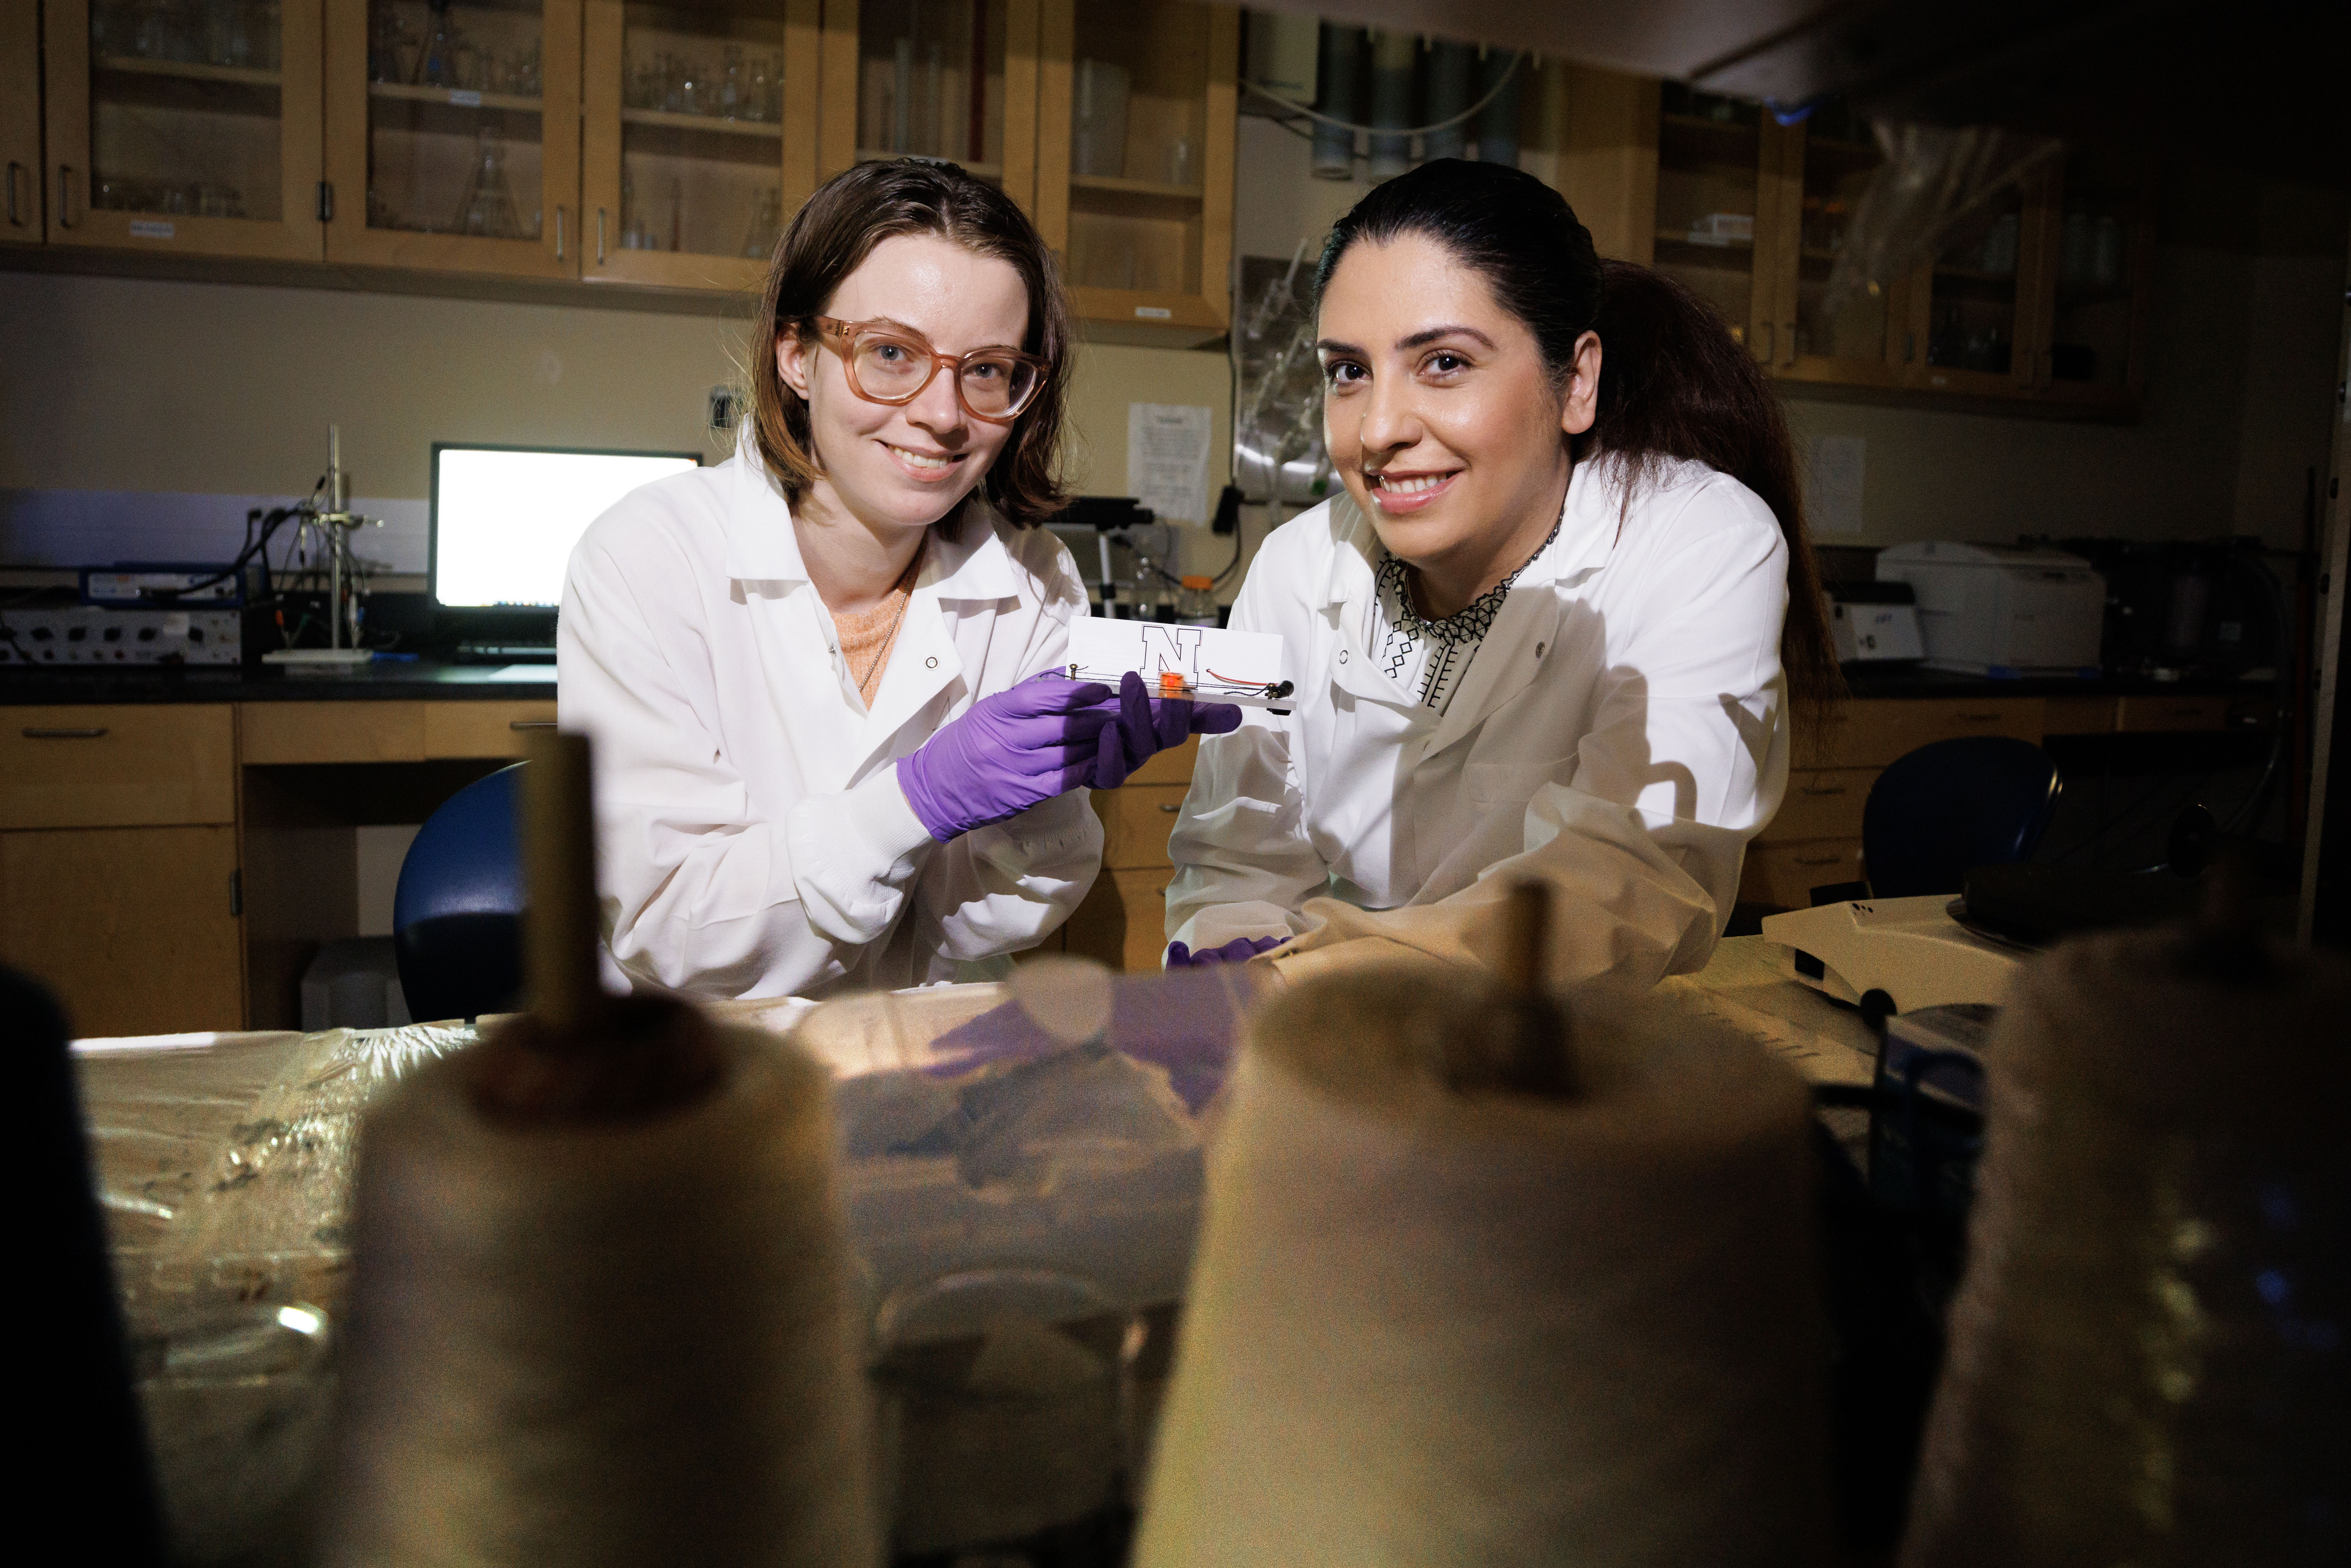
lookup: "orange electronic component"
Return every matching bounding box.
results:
[1160,670,1189,695]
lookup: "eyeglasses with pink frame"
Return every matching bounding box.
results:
[808,316,1050,424]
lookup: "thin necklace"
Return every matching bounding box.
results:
[855,542,923,696]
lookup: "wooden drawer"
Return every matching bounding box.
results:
[1127,734,1200,787]
[1,705,235,828]
[1739,838,1865,910]
[0,825,243,1036]
[1798,698,2045,769]
[2114,695,2227,733]
[1761,769,1877,843]
[423,701,560,759]
[241,701,425,763]
[1063,867,1175,974]
[1093,784,1187,869]
[2042,695,2118,735]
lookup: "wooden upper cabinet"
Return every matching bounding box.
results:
[42,0,327,260]
[1647,86,1788,366]
[1,3,43,246]
[1037,0,1235,339]
[580,0,822,291]
[322,0,582,277]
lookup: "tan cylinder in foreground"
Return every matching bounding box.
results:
[1902,928,2351,1568]
[1134,969,1833,1567]
[325,1023,876,1568]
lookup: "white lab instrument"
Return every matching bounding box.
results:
[1760,895,2024,1015]
[1827,582,1925,664]
[1064,617,1288,705]
[1874,542,2104,677]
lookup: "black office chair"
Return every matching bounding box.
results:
[393,763,527,1022]
[1859,735,2062,899]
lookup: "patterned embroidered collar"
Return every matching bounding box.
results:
[1373,516,1563,709]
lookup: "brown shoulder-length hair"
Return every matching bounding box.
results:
[1317,159,1846,730]
[748,159,1073,526]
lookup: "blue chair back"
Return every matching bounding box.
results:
[1862,736,2061,900]
[393,762,526,1022]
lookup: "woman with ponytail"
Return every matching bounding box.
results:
[1164,159,1839,984]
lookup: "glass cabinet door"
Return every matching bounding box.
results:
[1904,161,2057,397]
[2043,148,2152,406]
[583,0,816,290]
[323,0,580,276]
[1777,105,1907,388]
[44,0,326,259]
[1039,0,1235,337]
[849,0,1014,184]
[1651,85,1774,361]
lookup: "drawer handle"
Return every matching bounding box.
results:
[1959,712,2001,722]
[1798,784,1847,797]
[22,726,108,739]
[1158,803,1181,813]
[1794,854,1843,867]
[510,720,558,731]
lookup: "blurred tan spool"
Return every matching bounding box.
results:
[1901,928,2351,1568]
[324,1023,876,1568]
[1133,968,1833,1567]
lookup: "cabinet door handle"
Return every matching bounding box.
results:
[23,726,108,739]
[510,720,557,731]
[554,205,566,259]
[56,165,77,228]
[5,161,27,228]
[1783,322,1798,366]
[1757,320,1775,362]
[596,206,607,264]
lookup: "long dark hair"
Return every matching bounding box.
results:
[749,159,1072,526]
[1316,159,1843,721]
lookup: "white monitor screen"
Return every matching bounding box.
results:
[431,446,700,608]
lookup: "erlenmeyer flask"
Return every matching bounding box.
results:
[414,0,458,87]
[451,129,524,239]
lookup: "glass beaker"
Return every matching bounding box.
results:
[740,186,783,259]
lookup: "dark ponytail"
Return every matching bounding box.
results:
[1317,159,1843,724]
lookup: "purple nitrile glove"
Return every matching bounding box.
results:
[897,673,1116,841]
[1165,935,1285,968]
[1088,670,1244,790]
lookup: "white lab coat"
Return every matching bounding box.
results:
[1166,453,1791,987]
[558,449,1103,1000]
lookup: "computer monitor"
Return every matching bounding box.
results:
[428,443,702,619]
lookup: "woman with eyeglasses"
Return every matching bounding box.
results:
[1164,160,1840,985]
[561,161,1236,999]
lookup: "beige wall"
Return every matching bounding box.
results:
[0,268,1232,563]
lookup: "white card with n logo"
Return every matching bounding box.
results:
[1065,618,1291,705]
